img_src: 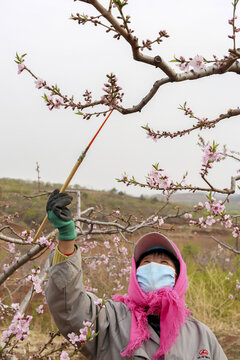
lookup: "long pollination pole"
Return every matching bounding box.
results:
[33,109,114,243]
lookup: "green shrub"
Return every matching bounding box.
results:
[186,262,240,331]
[81,192,88,199]
[182,242,201,260]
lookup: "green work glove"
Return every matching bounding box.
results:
[46,189,76,240]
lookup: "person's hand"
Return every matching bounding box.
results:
[46,189,76,240]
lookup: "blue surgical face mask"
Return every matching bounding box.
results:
[136,262,176,293]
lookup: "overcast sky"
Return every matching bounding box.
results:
[1,0,240,196]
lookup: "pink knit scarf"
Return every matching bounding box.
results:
[113,240,190,359]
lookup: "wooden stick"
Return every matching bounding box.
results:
[33,109,113,243]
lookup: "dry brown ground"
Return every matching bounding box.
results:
[216,332,240,360]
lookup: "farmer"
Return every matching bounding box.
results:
[45,190,227,360]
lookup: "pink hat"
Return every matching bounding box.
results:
[134,232,178,263]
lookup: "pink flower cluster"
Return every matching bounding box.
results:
[228,15,240,39]
[140,30,169,51]
[37,235,55,250]
[202,145,222,166]
[67,320,95,345]
[83,89,92,104]
[153,216,165,226]
[141,39,153,51]
[147,166,170,190]
[101,73,124,108]
[34,78,45,89]
[2,240,21,271]
[188,197,239,239]
[113,278,124,291]
[232,227,240,238]
[8,242,16,254]
[228,16,238,25]
[17,63,25,74]
[84,279,98,293]
[117,246,128,256]
[212,54,236,70]
[100,253,110,264]
[78,236,98,254]
[60,351,70,360]
[94,298,106,308]
[236,279,240,290]
[184,213,193,219]
[104,240,111,249]
[122,172,127,180]
[46,95,64,110]
[3,263,9,271]
[34,76,84,114]
[81,234,132,297]
[36,304,44,314]
[177,55,206,72]
[113,235,120,246]
[2,312,32,343]
[205,199,225,215]
[0,302,20,321]
[119,266,131,278]
[26,267,43,294]
[200,143,223,176]
[84,285,98,293]
[21,229,35,243]
[225,275,240,301]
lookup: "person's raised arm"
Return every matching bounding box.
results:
[46,189,76,262]
[45,189,122,360]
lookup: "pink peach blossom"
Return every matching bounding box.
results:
[189,55,206,71]
[17,63,25,74]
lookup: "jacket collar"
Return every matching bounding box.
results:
[148,323,160,344]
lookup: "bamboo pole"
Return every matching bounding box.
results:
[33,109,113,243]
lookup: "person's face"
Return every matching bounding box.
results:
[138,252,177,280]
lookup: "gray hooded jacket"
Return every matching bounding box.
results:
[45,248,227,360]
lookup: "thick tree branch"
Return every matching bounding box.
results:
[19,258,49,314]
[119,63,240,114]
[177,62,240,80]
[0,225,24,240]
[119,78,170,114]
[0,227,58,286]
[0,244,44,286]
[77,1,240,86]
[230,174,240,191]
[21,47,240,118]
[19,2,240,117]
[0,234,26,245]
[74,215,156,234]
[77,0,177,80]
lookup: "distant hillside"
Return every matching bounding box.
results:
[0,178,191,230]
[1,179,239,233]
[167,192,240,214]
[153,192,240,215]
